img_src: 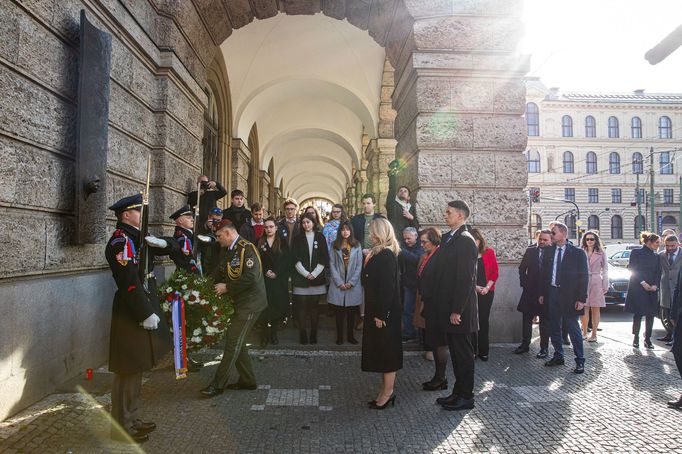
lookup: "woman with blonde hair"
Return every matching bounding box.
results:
[361,218,403,409]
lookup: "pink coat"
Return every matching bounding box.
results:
[585,250,608,307]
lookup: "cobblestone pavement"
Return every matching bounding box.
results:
[2,325,682,454]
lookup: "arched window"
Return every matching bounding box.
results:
[526,149,541,173]
[586,151,598,174]
[526,102,539,136]
[634,215,646,238]
[563,151,574,173]
[631,117,642,139]
[659,116,672,139]
[663,215,677,225]
[565,215,577,239]
[202,85,220,180]
[632,152,643,174]
[608,116,619,138]
[588,215,600,231]
[585,115,596,138]
[609,152,621,174]
[562,115,573,137]
[661,151,673,174]
[611,215,623,239]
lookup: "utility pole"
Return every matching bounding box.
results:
[650,147,655,234]
[636,172,642,234]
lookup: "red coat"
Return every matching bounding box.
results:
[480,248,499,291]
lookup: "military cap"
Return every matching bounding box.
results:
[170,205,193,220]
[210,207,223,216]
[214,219,235,231]
[108,194,142,215]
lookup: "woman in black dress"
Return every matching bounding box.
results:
[361,218,402,409]
[257,217,289,346]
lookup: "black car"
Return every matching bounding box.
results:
[605,265,630,304]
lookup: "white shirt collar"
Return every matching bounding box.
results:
[228,236,239,250]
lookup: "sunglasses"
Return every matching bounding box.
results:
[585,237,596,241]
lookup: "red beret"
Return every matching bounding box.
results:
[214,219,235,231]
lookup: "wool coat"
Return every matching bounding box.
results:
[327,244,363,307]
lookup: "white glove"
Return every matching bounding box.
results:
[197,235,213,243]
[140,313,160,330]
[145,235,168,249]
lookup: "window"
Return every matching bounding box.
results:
[565,215,577,239]
[634,215,646,238]
[563,151,574,173]
[526,102,539,136]
[609,152,621,174]
[526,149,541,173]
[531,214,542,238]
[635,188,645,205]
[585,115,596,138]
[611,215,623,239]
[588,188,599,203]
[564,188,575,202]
[588,215,600,231]
[562,115,573,137]
[664,189,674,204]
[659,116,672,139]
[663,215,677,225]
[632,152,643,174]
[611,188,621,203]
[586,151,598,174]
[631,117,642,139]
[660,151,673,174]
[608,116,619,138]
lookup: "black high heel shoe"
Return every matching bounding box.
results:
[369,395,396,410]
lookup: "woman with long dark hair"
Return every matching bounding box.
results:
[579,230,608,342]
[291,213,330,344]
[327,220,362,344]
[257,217,289,346]
[469,228,498,361]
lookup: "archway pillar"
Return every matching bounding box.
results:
[392,8,530,342]
[231,138,251,199]
[259,170,271,212]
[365,138,397,216]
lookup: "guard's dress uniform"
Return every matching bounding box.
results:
[171,225,199,274]
[209,236,268,390]
[105,221,172,433]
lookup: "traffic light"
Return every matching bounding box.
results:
[530,188,540,203]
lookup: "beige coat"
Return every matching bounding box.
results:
[585,250,608,307]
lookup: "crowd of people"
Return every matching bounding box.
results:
[102,172,682,444]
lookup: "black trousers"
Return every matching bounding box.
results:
[673,313,682,378]
[471,291,493,357]
[521,312,549,350]
[632,314,655,339]
[333,305,356,341]
[447,332,475,399]
[293,294,321,334]
[111,372,142,433]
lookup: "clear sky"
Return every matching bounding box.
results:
[521,0,682,93]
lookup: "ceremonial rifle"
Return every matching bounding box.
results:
[192,180,204,276]
[137,154,152,292]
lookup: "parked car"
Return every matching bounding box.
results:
[605,265,630,304]
[609,249,632,267]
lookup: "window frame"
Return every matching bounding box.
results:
[611,215,623,239]
[526,102,539,136]
[562,115,573,137]
[659,116,672,139]
[608,116,619,138]
[586,151,598,174]
[585,115,596,138]
[631,116,642,139]
[563,151,575,173]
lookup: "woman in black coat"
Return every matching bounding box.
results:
[257,217,290,346]
[625,231,662,349]
[291,213,330,344]
[361,218,402,409]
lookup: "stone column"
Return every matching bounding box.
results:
[394,1,529,342]
[259,170,270,212]
[231,138,251,198]
[366,138,398,216]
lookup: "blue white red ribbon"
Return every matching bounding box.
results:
[171,291,188,380]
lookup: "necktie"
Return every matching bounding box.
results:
[555,247,563,286]
[538,249,543,268]
[670,253,675,267]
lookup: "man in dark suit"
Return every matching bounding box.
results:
[540,222,589,374]
[187,175,227,231]
[514,228,552,357]
[434,200,478,411]
[659,235,682,343]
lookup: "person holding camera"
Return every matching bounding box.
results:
[187,175,227,232]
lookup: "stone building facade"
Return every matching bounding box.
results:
[0,0,529,419]
[526,81,682,244]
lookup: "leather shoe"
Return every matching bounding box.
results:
[658,335,673,342]
[574,361,585,374]
[131,419,156,434]
[644,339,654,349]
[667,395,682,408]
[422,379,448,391]
[200,384,223,397]
[436,393,459,406]
[544,356,565,367]
[562,338,571,346]
[479,354,489,362]
[513,345,529,354]
[536,349,548,359]
[633,336,640,348]
[441,397,475,411]
[666,341,674,347]
[111,429,149,443]
[225,382,258,390]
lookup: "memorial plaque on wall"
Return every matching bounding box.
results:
[75,10,112,244]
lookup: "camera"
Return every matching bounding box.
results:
[200,181,211,190]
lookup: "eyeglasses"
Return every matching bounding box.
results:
[585,238,596,242]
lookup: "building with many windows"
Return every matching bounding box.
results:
[526,80,682,244]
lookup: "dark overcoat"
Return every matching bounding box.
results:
[290,231,330,288]
[624,246,662,317]
[258,238,290,321]
[428,226,479,342]
[170,226,199,274]
[516,245,548,316]
[105,222,172,374]
[361,248,403,373]
[540,243,589,316]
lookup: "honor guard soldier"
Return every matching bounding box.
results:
[200,219,268,397]
[169,205,199,274]
[105,194,173,443]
